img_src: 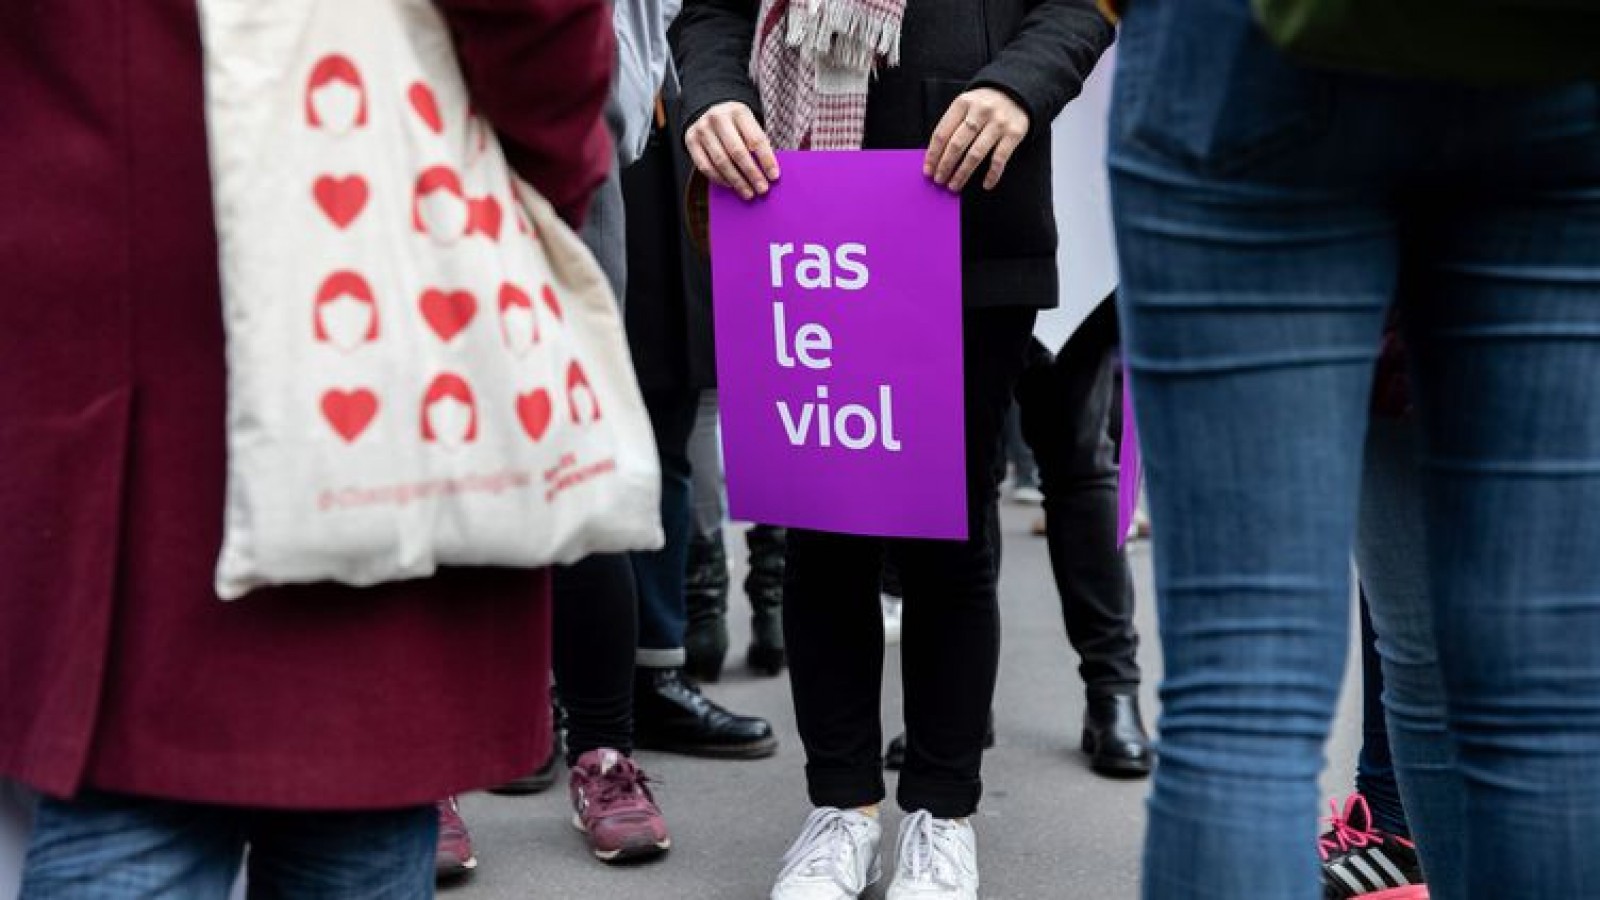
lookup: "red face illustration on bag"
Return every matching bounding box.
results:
[421,374,480,448]
[413,167,470,245]
[313,272,380,352]
[305,54,368,135]
[567,361,601,424]
[499,284,538,355]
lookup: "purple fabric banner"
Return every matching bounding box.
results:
[710,150,967,540]
[1118,363,1142,548]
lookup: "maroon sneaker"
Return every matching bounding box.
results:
[569,749,672,863]
[435,796,479,881]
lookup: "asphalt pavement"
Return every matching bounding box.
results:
[448,503,1364,900]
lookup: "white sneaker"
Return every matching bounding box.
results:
[882,594,904,645]
[771,807,883,900]
[1009,484,1044,506]
[886,811,979,900]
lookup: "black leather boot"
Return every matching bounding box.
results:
[744,525,787,676]
[490,693,566,795]
[684,529,730,683]
[884,712,996,771]
[1082,692,1154,778]
[634,667,778,759]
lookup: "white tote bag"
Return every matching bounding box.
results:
[200,0,663,600]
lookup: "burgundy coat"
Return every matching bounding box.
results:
[0,0,613,810]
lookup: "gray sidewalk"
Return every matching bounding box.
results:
[449,504,1364,900]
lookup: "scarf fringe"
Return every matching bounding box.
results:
[784,0,902,71]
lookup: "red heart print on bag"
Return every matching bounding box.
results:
[408,82,444,134]
[321,389,378,443]
[313,175,368,229]
[541,285,564,322]
[509,175,533,235]
[468,196,503,241]
[567,361,601,424]
[516,390,554,441]
[420,290,478,343]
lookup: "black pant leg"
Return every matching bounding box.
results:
[785,528,888,811]
[892,308,1035,819]
[1016,300,1142,696]
[554,554,640,761]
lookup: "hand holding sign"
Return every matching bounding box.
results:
[686,101,781,200]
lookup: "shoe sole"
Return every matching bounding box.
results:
[435,856,478,882]
[684,661,725,684]
[487,772,561,796]
[746,646,787,677]
[572,813,672,863]
[1353,888,1428,900]
[1082,731,1154,779]
[634,734,780,760]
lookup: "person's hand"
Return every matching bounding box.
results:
[925,88,1030,192]
[685,102,781,200]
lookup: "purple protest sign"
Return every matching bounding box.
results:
[1118,363,1142,548]
[711,150,966,540]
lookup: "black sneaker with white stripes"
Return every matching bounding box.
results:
[1318,794,1429,900]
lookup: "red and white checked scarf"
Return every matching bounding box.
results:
[752,0,905,150]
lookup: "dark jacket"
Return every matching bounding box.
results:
[673,0,1115,309]
[0,0,611,808]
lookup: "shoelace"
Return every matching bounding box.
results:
[1318,794,1379,862]
[777,808,869,891]
[897,810,969,889]
[589,758,659,813]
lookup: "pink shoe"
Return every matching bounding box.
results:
[435,796,478,880]
[1319,794,1429,899]
[569,749,672,862]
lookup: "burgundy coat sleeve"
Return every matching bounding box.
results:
[434,0,616,226]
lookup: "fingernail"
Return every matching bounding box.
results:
[756,180,769,193]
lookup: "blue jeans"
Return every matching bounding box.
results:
[1111,2,1600,897]
[632,387,699,667]
[19,791,435,899]
[1357,417,1464,898]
